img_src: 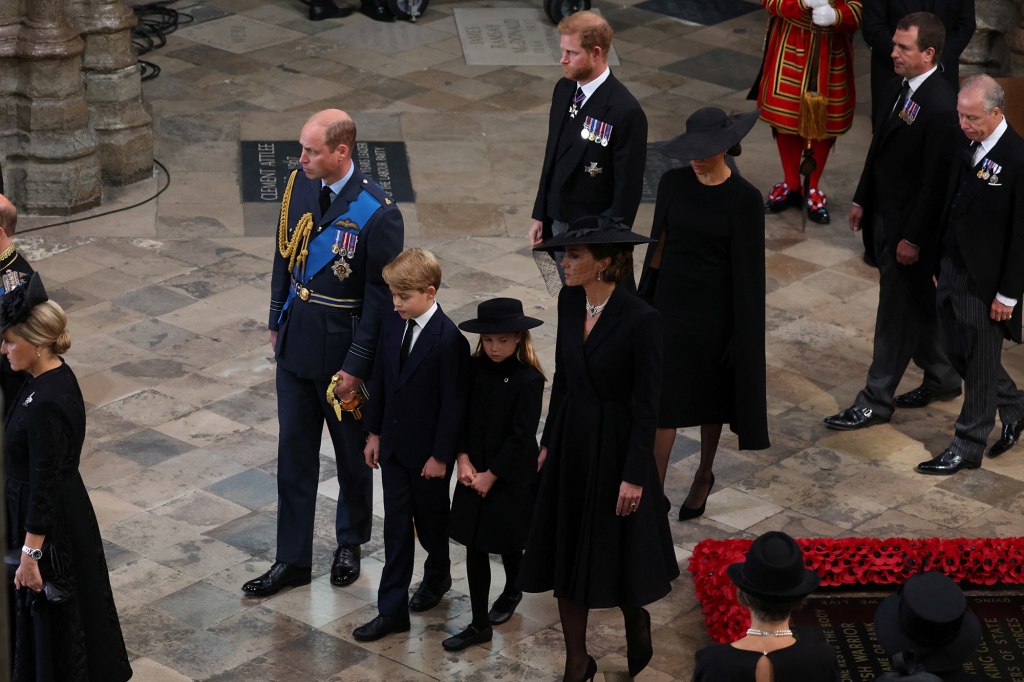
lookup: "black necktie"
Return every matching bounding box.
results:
[319,185,333,216]
[964,141,978,169]
[399,318,416,370]
[890,80,910,120]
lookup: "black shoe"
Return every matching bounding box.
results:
[894,385,962,409]
[353,613,411,642]
[563,656,597,682]
[360,0,394,21]
[309,0,353,20]
[441,623,493,651]
[823,406,889,431]
[627,607,653,678]
[678,473,715,521]
[241,562,312,597]
[806,188,830,224]
[409,574,452,612]
[331,544,361,586]
[915,448,981,475]
[988,420,1024,458]
[488,590,523,625]
[764,182,802,214]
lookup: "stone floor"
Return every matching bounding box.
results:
[11,0,1024,679]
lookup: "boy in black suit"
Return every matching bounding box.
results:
[354,248,470,642]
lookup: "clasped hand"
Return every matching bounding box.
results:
[456,454,495,497]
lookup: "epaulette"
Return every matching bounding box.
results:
[358,178,396,207]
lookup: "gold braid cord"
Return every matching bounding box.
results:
[277,170,315,279]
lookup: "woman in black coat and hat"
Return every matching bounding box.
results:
[692,531,838,681]
[520,216,680,682]
[443,298,546,652]
[3,273,132,681]
[873,572,981,681]
[637,107,770,521]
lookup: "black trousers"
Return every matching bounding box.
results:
[275,365,372,567]
[855,221,959,418]
[936,255,1024,461]
[377,455,452,616]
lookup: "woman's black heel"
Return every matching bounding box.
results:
[627,607,653,677]
[677,473,715,521]
[563,655,597,682]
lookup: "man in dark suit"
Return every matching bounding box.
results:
[825,13,963,432]
[243,109,404,596]
[863,0,975,126]
[528,11,647,263]
[0,193,35,417]
[917,75,1024,475]
[354,249,469,641]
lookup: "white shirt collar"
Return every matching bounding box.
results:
[978,116,1008,158]
[577,67,610,103]
[905,65,938,95]
[411,300,438,330]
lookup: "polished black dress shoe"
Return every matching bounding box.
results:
[309,0,353,20]
[353,613,411,642]
[409,574,452,612]
[988,420,1024,458]
[360,0,395,21]
[331,544,360,586]
[241,562,311,597]
[894,385,962,408]
[442,623,493,651]
[626,607,653,678]
[488,590,522,625]
[915,449,981,475]
[823,406,889,431]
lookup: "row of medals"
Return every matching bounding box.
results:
[582,119,611,147]
[331,229,355,281]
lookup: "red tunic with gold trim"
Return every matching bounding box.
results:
[757,0,863,136]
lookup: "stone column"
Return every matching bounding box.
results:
[67,0,153,186]
[2,0,101,214]
[962,0,1023,76]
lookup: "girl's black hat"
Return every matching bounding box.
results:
[459,298,543,334]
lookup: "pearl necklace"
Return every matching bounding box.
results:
[746,628,793,637]
[585,294,610,318]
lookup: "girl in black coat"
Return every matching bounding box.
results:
[442,298,546,652]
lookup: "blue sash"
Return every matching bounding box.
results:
[280,189,383,318]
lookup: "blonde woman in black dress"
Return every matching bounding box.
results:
[638,107,770,520]
[3,274,132,681]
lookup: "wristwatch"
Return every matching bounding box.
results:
[22,546,42,561]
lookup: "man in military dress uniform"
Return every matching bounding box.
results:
[528,11,647,275]
[0,193,35,417]
[243,110,404,596]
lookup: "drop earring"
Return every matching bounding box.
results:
[597,270,602,281]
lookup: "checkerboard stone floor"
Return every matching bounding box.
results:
[11,0,1024,679]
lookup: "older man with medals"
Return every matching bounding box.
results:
[0,193,34,417]
[244,109,404,596]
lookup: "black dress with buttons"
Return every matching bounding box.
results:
[449,355,545,554]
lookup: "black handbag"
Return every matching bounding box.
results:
[5,548,71,604]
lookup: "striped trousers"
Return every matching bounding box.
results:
[936,255,1024,461]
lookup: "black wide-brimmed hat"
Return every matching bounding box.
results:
[875,572,981,672]
[0,272,48,332]
[533,215,655,253]
[726,531,820,603]
[656,107,760,161]
[459,298,543,334]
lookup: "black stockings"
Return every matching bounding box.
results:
[465,548,522,627]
